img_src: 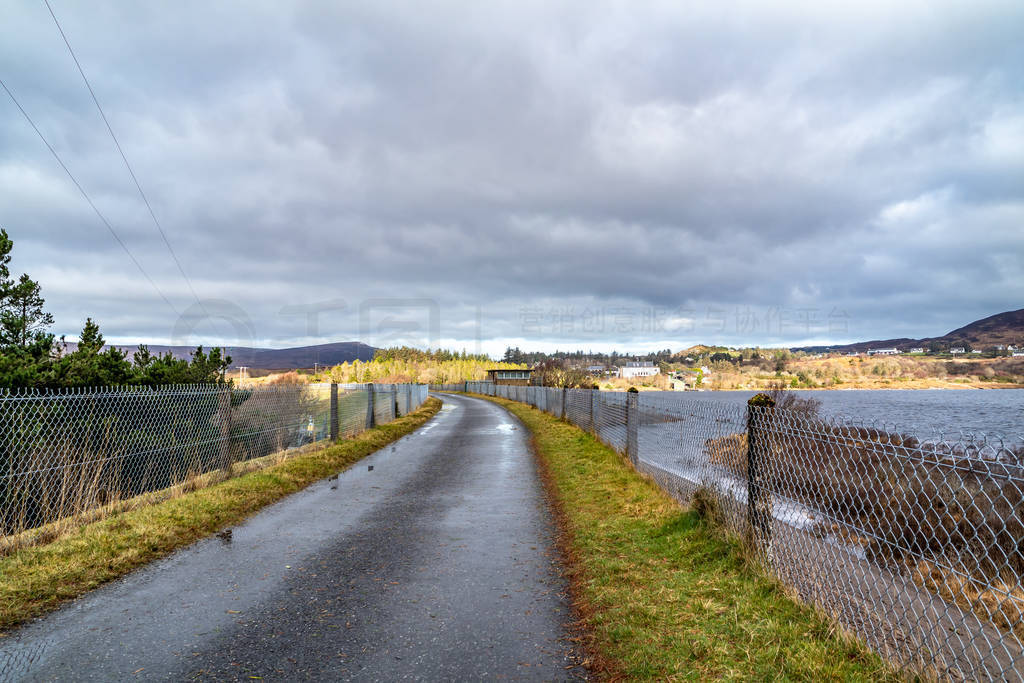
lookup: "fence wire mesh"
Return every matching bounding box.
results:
[431,382,1024,680]
[1,382,428,541]
[373,384,397,425]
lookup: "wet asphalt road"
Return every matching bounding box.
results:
[1,393,583,681]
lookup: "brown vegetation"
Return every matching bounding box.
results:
[703,355,1024,390]
[704,401,1024,641]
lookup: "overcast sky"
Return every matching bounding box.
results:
[2,0,1022,356]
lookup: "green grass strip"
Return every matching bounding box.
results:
[478,394,897,681]
[0,397,442,634]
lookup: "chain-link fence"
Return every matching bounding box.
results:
[432,382,1024,680]
[0,382,428,540]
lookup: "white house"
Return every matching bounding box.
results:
[867,348,900,356]
[618,361,660,379]
[950,347,966,354]
[908,347,925,354]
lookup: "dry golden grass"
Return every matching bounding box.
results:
[0,397,441,634]
[706,431,748,476]
[912,559,1024,643]
[1,377,322,547]
[707,355,1024,391]
[0,435,330,557]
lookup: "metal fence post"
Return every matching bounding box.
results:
[590,387,599,434]
[390,386,398,422]
[561,387,567,420]
[329,383,339,441]
[626,389,638,464]
[219,388,233,470]
[405,385,412,415]
[365,383,375,430]
[746,393,774,562]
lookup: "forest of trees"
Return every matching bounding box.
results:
[372,346,491,363]
[0,229,230,389]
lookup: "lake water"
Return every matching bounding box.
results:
[669,389,1024,441]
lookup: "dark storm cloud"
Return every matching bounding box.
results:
[2,0,1022,355]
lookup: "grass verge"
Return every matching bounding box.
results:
[0,397,441,635]
[478,394,897,680]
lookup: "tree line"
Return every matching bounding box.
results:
[372,346,490,363]
[0,229,230,389]
[501,346,676,366]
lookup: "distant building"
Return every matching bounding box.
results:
[617,361,660,379]
[950,347,966,354]
[674,369,699,382]
[1013,352,1024,358]
[908,347,925,354]
[867,348,900,356]
[585,365,607,375]
[971,349,983,354]
[486,368,533,385]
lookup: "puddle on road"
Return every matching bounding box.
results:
[475,422,518,436]
[418,404,455,434]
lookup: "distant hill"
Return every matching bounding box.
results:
[942,309,1024,347]
[673,344,728,358]
[796,308,1024,353]
[228,342,378,369]
[60,341,378,369]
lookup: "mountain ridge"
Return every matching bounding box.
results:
[59,341,378,369]
[795,308,1024,353]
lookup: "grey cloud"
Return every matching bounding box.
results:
[1,0,1022,353]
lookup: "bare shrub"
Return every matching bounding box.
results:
[764,381,821,415]
[691,485,723,527]
[706,432,747,477]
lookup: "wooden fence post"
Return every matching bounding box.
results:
[626,388,638,463]
[365,383,375,430]
[330,383,339,441]
[746,393,775,561]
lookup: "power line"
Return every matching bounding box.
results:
[0,77,179,316]
[42,0,213,324]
